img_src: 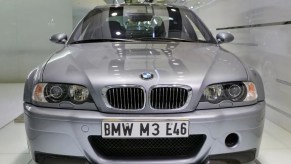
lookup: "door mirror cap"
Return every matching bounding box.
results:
[216,32,234,44]
[50,33,68,44]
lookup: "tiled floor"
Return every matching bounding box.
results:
[258,120,291,164]
[0,122,31,164]
[0,84,24,128]
[0,119,291,164]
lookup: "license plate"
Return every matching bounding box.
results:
[102,121,189,138]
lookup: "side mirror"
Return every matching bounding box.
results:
[50,33,68,44]
[216,32,234,44]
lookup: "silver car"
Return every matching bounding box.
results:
[24,3,265,164]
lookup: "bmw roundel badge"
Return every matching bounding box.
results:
[140,72,154,80]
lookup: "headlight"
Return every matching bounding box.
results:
[32,83,91,104]
[203,84,224,103]
[44,84,69,103]
[201,82,257,104]
[69,85,90,103]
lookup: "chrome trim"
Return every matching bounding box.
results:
[102,85,146,111]
[148,85,192,110]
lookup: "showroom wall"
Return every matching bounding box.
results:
[0,0,73,83]
[72,0,106,27]
[180,0,291,132]
[0,0,109,83]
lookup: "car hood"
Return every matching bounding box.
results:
[43,42,248,113]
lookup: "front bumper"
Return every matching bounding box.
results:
[24,102,265,164]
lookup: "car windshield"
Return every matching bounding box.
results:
[68,4,216,44]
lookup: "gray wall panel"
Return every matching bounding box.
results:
[0,0,73,83]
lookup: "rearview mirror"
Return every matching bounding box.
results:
[50,33,67,44]
[216,32,234,44]
[128,13,153,22]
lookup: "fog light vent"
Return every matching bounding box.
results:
[225,133,239,148]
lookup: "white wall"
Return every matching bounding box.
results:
[72,0,106,27]
[179,0,291,132]
[0,0,73,83]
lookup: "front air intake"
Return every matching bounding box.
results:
[89,135,206,159]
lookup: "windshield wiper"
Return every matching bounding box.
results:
[70,38,135,44]
[134,37,194,42]
[134,37,208,43]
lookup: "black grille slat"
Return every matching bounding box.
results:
[123,88,126,109]
[162,88,165,109]
[129,88,132,109]
[133,88,136,109]
[89,135,206,159]
[150,87,189,109]
[112,89,116,108]
[184,89,187,105]
[173,88,177,108]
[176,88,179,108]
[125,88,128,109]
[118,89,122,109]
[166,88,169,109]
[106,87,144,110]
[171,88,173,109]
[137,88,140,109]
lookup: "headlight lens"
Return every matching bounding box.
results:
[69,85,89,103]
[203,84,223,103]
[32,83,91,104]
[201,82,257,104]
[44,84,68,103]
